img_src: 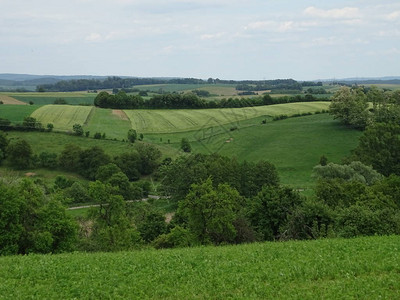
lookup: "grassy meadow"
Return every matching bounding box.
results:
[0,235,399,299]
[0,104,40,123]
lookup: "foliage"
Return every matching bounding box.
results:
[127,129,137,143]
[329,86,369,129]
[0,131,8,160]
[136,143,162,175]
[180,138,191,152]
[313,161,383,185]
[77,146,111,180]
[6,139,32,169]
[160,153,279,199]
[353,122,400,176]
[0,179,77,255]
[181,178,242,245]
[113,151,141,181]
[246,185,303,241]
[72,123,84,136]
[58,144,82,171]
[85,181,143,251]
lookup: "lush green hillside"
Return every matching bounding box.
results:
[192,113,362,188]
[145,113,361,188]
[0,236,399,299]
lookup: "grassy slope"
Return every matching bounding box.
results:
[146,113,361,189]
[83,107,132,140]
[193,113,362,188]
[124,102,330,133]
[0,236,399,299]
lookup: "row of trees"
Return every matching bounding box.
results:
[94,91,328,110]
[37,76,319,92]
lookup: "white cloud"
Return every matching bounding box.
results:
[386,11,400,21]
[200,32,225,40]
[304,6,360,19]
[85,33,102,42]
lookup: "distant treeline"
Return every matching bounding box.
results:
[36,76,324,92]
[94,91,329,109]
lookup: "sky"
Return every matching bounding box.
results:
[1,0,400,80]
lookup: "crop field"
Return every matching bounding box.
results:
[0,105,40,123]
[0,94,27,105]
[124,102,330,133]
[7,92,96,105]
[31,105,93,131]
[0,235,399,299]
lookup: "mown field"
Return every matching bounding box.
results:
[124,102,330,134]
[31,105,93,131]
[0,235,399,299]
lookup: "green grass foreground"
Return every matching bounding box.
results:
[0,236,399,299]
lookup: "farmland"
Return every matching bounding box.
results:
[123,102,329,133]
[0,105,40,123]
[0,235,399,299]
[31,105,93,131]
[7,92,96,105]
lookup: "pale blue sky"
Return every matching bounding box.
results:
[1,0,399,80]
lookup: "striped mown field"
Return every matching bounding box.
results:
[31,105,93,131]
[124,102,330,133]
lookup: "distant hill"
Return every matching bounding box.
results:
[318,76,400,84]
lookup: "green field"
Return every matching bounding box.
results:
[0,104,40,123]
[7,92,96,105]
[0,235,399,299]
[31,105,93,131]
[83,108,132,140]
[124,102,330,134]
[191,113,362,188]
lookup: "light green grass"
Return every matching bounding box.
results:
[7,92,96,105]
[31,105,93,131]
[190,113,361,189]
[83,108,132,140]
[0,105,40,123]
[125,102,330,133]
[0,235,399,299]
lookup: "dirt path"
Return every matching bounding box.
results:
[112,109,129,120]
